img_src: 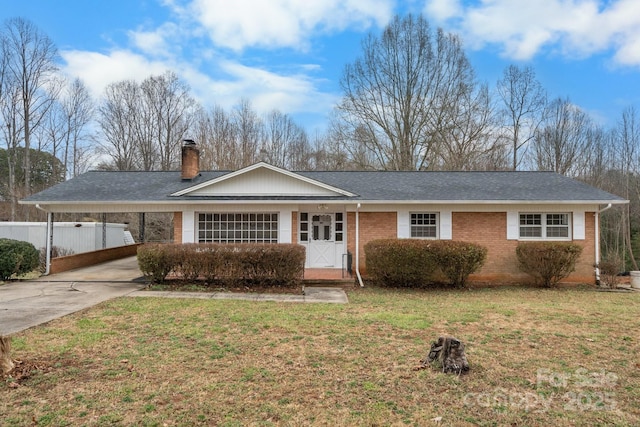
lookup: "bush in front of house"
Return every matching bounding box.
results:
[137,243,176,283]
[365,239,488,288]
[516,241,583,287]
[139,243,306,286]
[0,238,40,280]
[364,239,440,288]
[432,241,488,288]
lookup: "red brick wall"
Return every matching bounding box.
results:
[452,212,596,284]
[173,212,183,244]
[348,210,597,284]
[453,212,525,283]
[351,212,397,273]
[50,244,142,274]
[347,212,356,263]
[291,212,298,243]
[575,212,596,283]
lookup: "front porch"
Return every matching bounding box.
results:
[303,268,356,287]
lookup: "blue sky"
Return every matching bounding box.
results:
[2,0,639,132]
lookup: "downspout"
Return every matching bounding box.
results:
[595,203,612,284]
[355,203,364,287]
[36,204,53,276]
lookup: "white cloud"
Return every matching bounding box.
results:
[128,22,181,58]
[213,61,337,115]
[424,0,463,21]
[185,0,393,51]
[60,50,170,98]
[424,0,640,66]
[60,48,336,120]
[59,0,382,129]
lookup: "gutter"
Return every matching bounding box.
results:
[594,203,613,284]
[355,203,364,288]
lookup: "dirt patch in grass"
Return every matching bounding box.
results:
[2,286,639,426]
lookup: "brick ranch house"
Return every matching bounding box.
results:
[22,141,627,285]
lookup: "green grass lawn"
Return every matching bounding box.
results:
[2,286,639,426]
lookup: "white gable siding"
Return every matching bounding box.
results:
[189,168,341,196]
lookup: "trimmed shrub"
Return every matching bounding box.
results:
[138,243,306,286]
[365,239,489,288]
[364,239,440,288]
[432,241,488,288]
[516,242,583,287]
[137,244,176,283]
[0,238,40,280]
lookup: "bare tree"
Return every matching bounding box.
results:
[232,98,262,168]
[614,107,640,270]
[0,88,22,220]
[430,83,505,170]
[337,14,476,170]
[261,109,310,169]
[97,72,196,171]
[33,95,65,179]
[308,125,356,171]
[576,126,612,187]
[141,71,194,171]
[60,78,94,177]
[194,104,238,170]
[2,18,59,214]
[496,65,546,170]
[97,80,139,170]
[532,97,593,176]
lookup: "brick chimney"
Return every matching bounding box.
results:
[181,139,200,180]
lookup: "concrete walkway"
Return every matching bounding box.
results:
[1,257,349,336]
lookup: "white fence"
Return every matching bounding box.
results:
[0,222,132,254]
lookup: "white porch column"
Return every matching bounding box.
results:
[182,209,196,243]
[279,209,292,243]
[44,212,53,275]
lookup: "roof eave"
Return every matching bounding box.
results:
[21,198,629,206]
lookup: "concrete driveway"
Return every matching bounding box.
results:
[0,256,145,335]
[0,256,349,336]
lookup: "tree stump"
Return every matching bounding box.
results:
[1,336,15,375]
[419,336,469,374]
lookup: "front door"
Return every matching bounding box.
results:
[299,212,345,268]
[309,214,334,267]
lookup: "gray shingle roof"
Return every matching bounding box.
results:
[21,169,626,204]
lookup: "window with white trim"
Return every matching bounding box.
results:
[410,212,438,238]
[519,213,570,239]
[198,213,278,243]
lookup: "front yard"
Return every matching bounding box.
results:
[2,286,639,426]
